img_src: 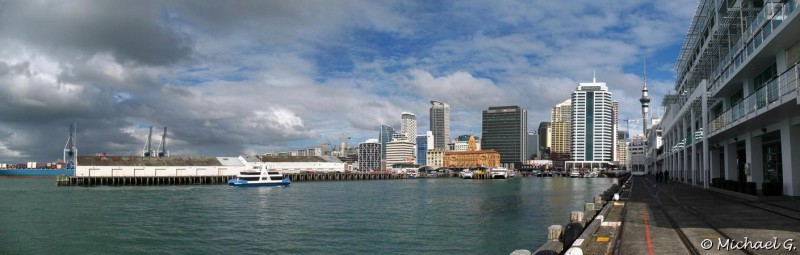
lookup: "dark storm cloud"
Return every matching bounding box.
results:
[0,0,192,66]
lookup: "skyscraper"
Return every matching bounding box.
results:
[551,99,572,162]
[612,100,619,162]
[527,130,538,160]
[537,122,552,159]
[379,125,395,160]
[481,105,527,166]
[416,132,433,165]
[401,112,417,144]
[569,75,614,170]
[429,101,450,150]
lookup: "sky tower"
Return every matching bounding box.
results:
[640,59,651,137]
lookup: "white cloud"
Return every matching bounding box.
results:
[0,0,701,160]
[409,69,505,110]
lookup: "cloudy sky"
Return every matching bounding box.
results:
[0,0,697,162]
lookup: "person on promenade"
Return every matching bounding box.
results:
[664,170,669,183]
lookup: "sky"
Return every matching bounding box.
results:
[0,0,698,162]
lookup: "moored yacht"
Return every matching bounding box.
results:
[228,165,291,187]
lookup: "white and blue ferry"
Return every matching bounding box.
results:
[228,165,291,187]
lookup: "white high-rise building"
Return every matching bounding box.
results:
[386,140,415,169]
[568,74,614,170]
[401,112,417,144]
[430,101,450,150]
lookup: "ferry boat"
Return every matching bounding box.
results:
[490,167,510,179]
[406,169,419,179]
[228,165,291,187]
[459,169,473,179]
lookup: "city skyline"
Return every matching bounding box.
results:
[0,1,697,162]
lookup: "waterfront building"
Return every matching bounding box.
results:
[357,139,381,171]
[379,125,395,160]
[430,101,450,150]
[628,136,646,173]
[482,105,528,167]
[567,75,614,170]
[443,134,499,168]
[661,0,800,196]
[443,150,500,169]
[453,135,481,151]
[74,156,243,177]
[245,155,345,173]
[551,99,572,162]
[385,139,415,169]
[401,112,417,144]
[426,149,445,168]
[538,122,552,159]
[416,132,433,165]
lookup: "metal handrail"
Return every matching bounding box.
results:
[708,64,799,134]
[709,0,798,93]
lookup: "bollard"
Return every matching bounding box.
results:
[584,203,596,220]
[562,222,583,251]
[547,225,562,242]
[510,249,531,255]
[594,195,603,209]
[569,211,584,223]
[564,247,583,255]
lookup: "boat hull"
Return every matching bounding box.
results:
[227,179,291,187]
[0,169,75,177]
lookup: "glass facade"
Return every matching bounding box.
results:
[481,106,527,165]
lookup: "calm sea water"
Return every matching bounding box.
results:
[0,177,614,254]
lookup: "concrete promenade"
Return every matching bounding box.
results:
[618,176,800,255]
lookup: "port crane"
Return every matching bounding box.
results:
[63,124,77,164]
[143,126,154,157]
[157,127,168,157]
[143,126,169,157]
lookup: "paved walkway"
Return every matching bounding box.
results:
[619,176,800,255]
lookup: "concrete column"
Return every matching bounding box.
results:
[780,123,800,196]
[746,134,764,190]
[724,142,737,180]
[683,119,689,183]
[702,86,709,188]
[689,109,697,186]
[710,147,721,179]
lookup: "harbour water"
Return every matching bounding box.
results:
[0,177,615,254]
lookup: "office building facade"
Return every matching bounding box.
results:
[379,125,395,160]
[401,112,417,144]
[481,105,528,166]
[416,131,433,165]
[430,101,450,150]
[661,0,800,196]
[357,140,381,171]
[568,77,614,170]
[551,99,572,162]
